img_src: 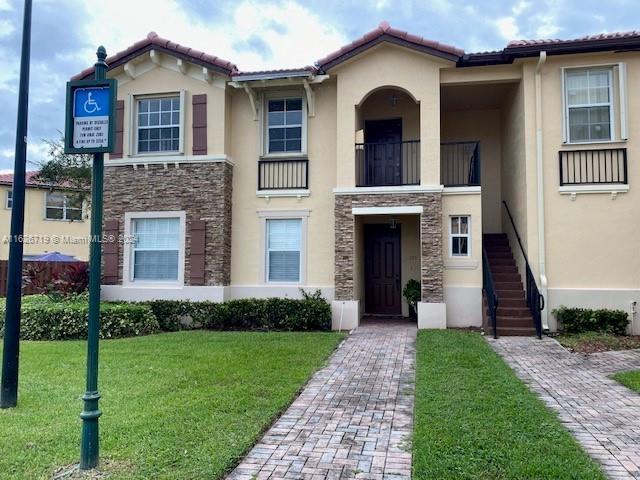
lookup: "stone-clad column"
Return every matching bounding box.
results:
[334,195,355,300]
[420,193,443,303]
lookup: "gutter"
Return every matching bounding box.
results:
[535,51,549,331]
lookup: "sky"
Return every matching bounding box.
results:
[0,0,638,172]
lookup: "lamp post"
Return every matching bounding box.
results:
[0,0,32,409]
[79,46,108,470]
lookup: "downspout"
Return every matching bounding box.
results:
[535,51,549,331]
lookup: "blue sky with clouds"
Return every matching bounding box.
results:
[0,0,638,172]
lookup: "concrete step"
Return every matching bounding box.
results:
[499,298,527,308]
[489,258,517,267]
[486,251,513,259]
[496,326,537,336]
[493,273,521,282]
[495,289,525,298]
[490,265,518,273]
[494,281,522,290]
[496,315,534,328]
[496,306,531,317]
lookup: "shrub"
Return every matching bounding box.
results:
[553,306,629,335]
[147,289,331,332]
[23,263,89,301]
[0,296,159,340]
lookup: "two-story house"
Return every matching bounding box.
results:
[0,172,89,261]
[73,22,640,335]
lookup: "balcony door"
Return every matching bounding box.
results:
[364,118,402,186]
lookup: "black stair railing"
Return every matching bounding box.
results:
[482,247,499,339]
[501,201,545,339]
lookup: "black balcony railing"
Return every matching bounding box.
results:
[441,141,481,187]
[258,158,309,190]
[355,140,420,187]
[559,148,627,186]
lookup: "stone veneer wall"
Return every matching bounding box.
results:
[334,193,443,303]
[103,162,233,285]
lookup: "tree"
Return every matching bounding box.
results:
[34,135,92,205]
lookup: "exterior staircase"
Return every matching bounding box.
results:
[483,233,536,336]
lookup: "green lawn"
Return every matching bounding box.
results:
[612,370,640,392]
[413,330,605,479]
[0,330,343,479]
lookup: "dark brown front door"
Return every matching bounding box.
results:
[364,118,402,186]
[364,224,402,315]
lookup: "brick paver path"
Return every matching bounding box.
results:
[489,336,640,479]
[226,319,417,479]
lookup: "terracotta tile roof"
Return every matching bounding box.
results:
[72,32,238,80]
[316,21,464,70]
[506,30,640,48]
[232,66,317,79]
[0,171,83,190]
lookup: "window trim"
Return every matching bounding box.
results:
[449,215,471,258]
[123,211,186,287]
[562,65,617,145]
[262,91,308,158]
[258,210,309,285]
[129,91,186,157]
[43,191,84,222]
[5,190,12,210]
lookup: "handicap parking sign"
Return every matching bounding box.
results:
[65,79,116,154]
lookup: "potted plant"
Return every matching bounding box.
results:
[403,279,420,321]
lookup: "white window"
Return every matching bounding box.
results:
[136,95,182,154]
[266,218,302,282]
[265,96,305,155]
[565,68,613,143]
[45,192,83,221]
[450,216,470,257]
[131,217,181,281]
[5,190,11,209]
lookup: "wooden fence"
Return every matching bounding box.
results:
[0,260,89,297]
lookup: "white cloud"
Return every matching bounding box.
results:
[0,0,12,11]
[494,16,520,41]
[535,14,560,38]
[80,0,348,71]
[512,0,531,16]
[0,19,15,37]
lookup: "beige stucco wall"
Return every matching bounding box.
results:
[441,192,482,287]
[0,185,89,260]
[110,61,229,159]
[333,43,451,187]
[441,109,502,232]
[228,80,337,287]
[538,52,640,289]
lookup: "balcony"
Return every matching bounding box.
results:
[440,141,481,187]
[559,148,627,186]
[355,140,420,187]
[258,158,309,190]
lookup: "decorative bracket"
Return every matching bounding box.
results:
[123,61,136,79]
[202,67,213,84]
[243,84,259,121]
[149,49,161,66]
[176,58,188,75]
[303,79,315,117]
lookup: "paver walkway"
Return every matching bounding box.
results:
[227,319,417,480]
[489,336,640,479]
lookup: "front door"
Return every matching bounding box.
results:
[364,118,402,186]
[364,224,402,315]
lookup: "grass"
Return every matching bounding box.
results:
[413,330,605,480]
[0,330,343,479]
[612,370,640,393]
[556,332,640,353]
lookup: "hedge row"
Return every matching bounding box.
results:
[0,296,159,340]
[0,290,331,340]
[553,306,629,335]
[146,290,331,332]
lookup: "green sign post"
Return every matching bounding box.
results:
[65,46,116,470]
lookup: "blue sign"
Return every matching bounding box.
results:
[74,87,111,118]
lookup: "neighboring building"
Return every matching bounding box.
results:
[0,172,89,260]
[72,22,640,334]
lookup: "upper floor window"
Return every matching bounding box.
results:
[266,97,305,155]
[5,190,12,209]
[565,68,613,143]
[137,96,181,154]
[45,192,83,221]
